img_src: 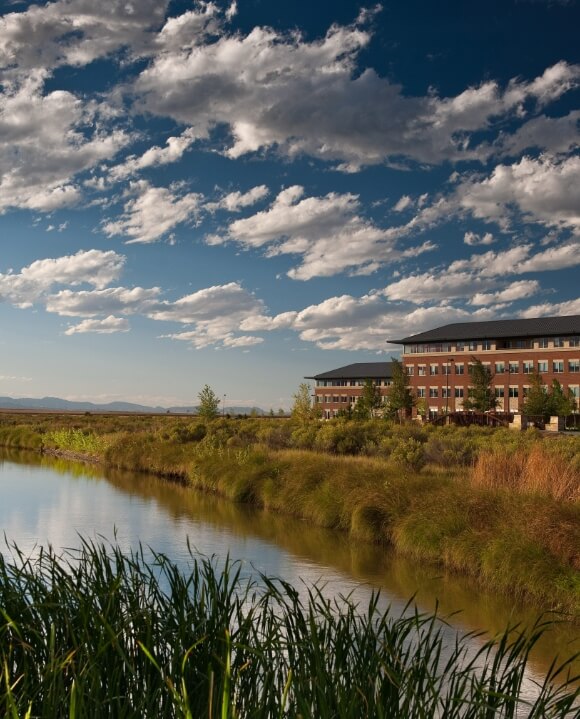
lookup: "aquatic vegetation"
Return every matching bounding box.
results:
[1,540,579,718]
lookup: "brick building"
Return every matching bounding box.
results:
[388,315,580,418]
[306,362,393,419]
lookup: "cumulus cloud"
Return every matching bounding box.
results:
[449,242,580,275]
[0,250,125,307]
[463,231,495,246]
[212,186,435,279]
[207,185,269,213]
[470,280,541,305]
[520,297,580,318]
[0,0,169,78]
[457,155,580,234]
[64,315,130,335]
[0,76,131,212]
[241,292,500,351]
[46,286,162,317]
[131,4,580,168]
[102,180,203,243]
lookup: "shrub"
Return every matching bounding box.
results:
[390,437,427,474]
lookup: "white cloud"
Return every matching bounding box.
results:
[64,316,130,335]
[0,76,131,212]
[457,155,580,234]
[449,242,580,276]
[207,185,269,213]
[107,128,197,182]
[393,195,413,212]
[520,297,580,318]
[102,180,202,243]
[0,0,169,78]
[494,110,580,157]
[383,272,499,304]
[463,231,495,246]
[242,292,500,351]
[46,286,161,317]
[131,6,580,168]
[0,249,125,306]
[470,280,540,305]
[214,186,435,279]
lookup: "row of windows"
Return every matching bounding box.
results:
[404,336,580,354]
[407,360,580,376]
[315,378,391,387]
[414,385,580,400]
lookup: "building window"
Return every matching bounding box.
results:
[570,337,580,348]
[442,364,451,375]
[341,396,348,403]
[482,340,492,351]
[568,360,580,373]
[456,342,465,352]
[455,363,464,375]
[553,361,564,374]
[569,386,579,399]
[418,365,426,376]
[538,360,548,373]
[509,386,519,398]
[554,337,565,348]
[508,362,519,374]
[523,361,534,374]
[538,338,549,348]
[442,387,450,398]
[430,364,438,375]
[495,387,504,398]
[417,387,426,398]
[455,387,464,398]
[429,388,439,398]
[495,362,505,374]
[407,366,415,376]
[468,341,477,351]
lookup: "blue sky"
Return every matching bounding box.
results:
[1,0,579,409]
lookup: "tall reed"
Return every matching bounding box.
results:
[1,540,579,717]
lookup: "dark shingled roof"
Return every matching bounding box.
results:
[388,315,580,345]
[305,362,393,380]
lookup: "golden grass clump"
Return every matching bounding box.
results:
[471,443,580,503]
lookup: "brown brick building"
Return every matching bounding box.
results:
[389,315,580,418]
[306,362,393,419]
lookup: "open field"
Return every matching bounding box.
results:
[0,412,579,614]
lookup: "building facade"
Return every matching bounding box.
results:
[389,315,580,418]
[306,362,393,419]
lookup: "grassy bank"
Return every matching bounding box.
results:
[1,540,579,717]
[1,414,579,614]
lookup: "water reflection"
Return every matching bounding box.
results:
[1,448,578,687]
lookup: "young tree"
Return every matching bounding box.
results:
[291,383,315,422]
[546,379,576,416]
[353,378,383,420]
[386,358,415,422]
[197,384,220,419]
[415,396,428,420]
[522,370,548,416]
[462,358,497,412]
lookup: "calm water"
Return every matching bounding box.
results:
[1,448,579,697]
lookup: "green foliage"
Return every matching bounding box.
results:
[44,428,109,455]
[463,358,497,412]
[352,378,382,420]
[1,542,578,718]
[390,437,427,473]
[291,382,316,422]
[547,379,577,417]
[522,370,549,416]
[197,384,220,419]
[387,358,415,420]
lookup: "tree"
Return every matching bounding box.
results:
[291,383,315,422]
[415,396,428,420]
[197,384,220,419]
[386,358,415,422]
[522,370,549,416]
[462,358,497,412]
[546,379,576,416]
[353,378,383,420]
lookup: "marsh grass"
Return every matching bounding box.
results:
[1,540,579,718]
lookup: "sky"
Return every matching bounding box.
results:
[1,0,579,410]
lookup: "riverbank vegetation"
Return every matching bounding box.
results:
[1,540,579,717]
[0,412,579,613]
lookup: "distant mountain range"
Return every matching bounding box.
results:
[0,396,268,415]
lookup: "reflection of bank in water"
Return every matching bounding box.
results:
[1,449,578,695]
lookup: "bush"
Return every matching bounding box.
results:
[390,438,427,474]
